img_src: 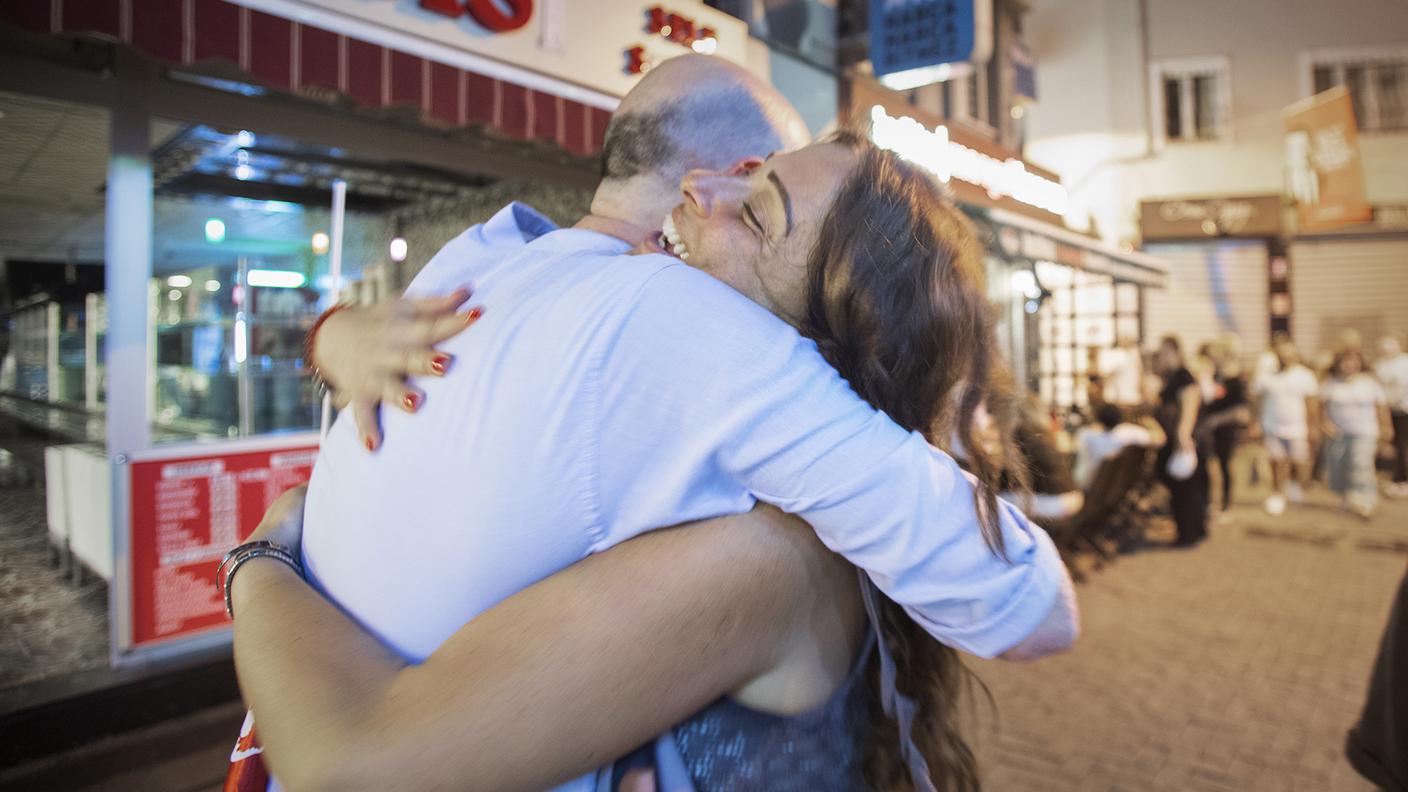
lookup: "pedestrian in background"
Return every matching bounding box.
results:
[1320,349,1391,519]
[1155,336,1208,547]
[1252,339,1319,516]
[1376,335,1408,499]
[1201,342,1250,512]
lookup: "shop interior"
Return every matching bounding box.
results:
[0,85,591,695]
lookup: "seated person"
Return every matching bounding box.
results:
[1073,403,1164,489]
[1002,397,1086,522]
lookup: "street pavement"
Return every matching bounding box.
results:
[966,466,1405,792]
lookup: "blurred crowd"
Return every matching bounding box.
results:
[963,329,1408,574]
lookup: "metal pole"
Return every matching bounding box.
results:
[105,89,153,455]
[320,179,347,439]
[237,256,252,437]
[85,292,100,412]
[106,68,153,662]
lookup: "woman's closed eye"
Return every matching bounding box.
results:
[743,202,775,247]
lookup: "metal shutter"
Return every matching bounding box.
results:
[1142,241,1269,356]
[1289,237,1408,355]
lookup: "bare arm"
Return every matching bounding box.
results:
[1177,384,1200,448]
[233,502,826,792]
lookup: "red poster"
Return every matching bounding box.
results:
[127,441,318,648]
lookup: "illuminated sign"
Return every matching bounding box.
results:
[627,6,719,74]
[870,0,993,90]
[868,105,1068,217]
[416,0,534,32]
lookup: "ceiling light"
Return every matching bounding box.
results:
[311,231,330,255]
[205,218,226,244]
[389,236,408,262]
[205,280,221,292]
[166,275,193,288]
[246,269,307,289]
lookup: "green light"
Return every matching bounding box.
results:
[205,218,227,244]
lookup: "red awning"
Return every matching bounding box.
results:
[1,0,611,155]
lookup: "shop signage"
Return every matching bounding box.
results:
[868,105,1069,217]
[237,0,751,103]
[417,0,534,32]
[870,0,994,91]
[115,436,318,660]
[1011,39,1037,102]
[627,6,721,73]
[1283,86,1373,233]
[1140,195,1283,240]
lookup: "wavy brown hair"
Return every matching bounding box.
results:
[800,130,1017,791]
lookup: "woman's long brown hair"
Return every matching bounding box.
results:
[800,130,1017,791]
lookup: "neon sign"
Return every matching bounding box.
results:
[868,105,1068,217]
[417,0,533,32]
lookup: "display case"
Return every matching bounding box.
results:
[151,260,322,439]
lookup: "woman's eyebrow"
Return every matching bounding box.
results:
[767,170,793,235]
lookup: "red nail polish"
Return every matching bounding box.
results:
[402,393,420,411]
[465,306,484,323]
[431,354,451,375]
[364,436,376,452]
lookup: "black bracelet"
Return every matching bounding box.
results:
[218,541,302,620]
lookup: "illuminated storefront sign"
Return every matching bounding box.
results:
[868,105,1069,217]
[415,0,534,32]
[628,6,721,74]
[869,0,994,91]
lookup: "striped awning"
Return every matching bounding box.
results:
[1,0,612,156]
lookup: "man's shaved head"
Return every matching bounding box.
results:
[600,55,810,189]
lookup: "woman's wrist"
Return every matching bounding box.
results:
[306,303,353,391]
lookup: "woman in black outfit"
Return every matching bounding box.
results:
[1202,353,1249,512]
[1155,336,1209,546]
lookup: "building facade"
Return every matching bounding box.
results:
[837,0,1168,412]
[1024,0,1408,358]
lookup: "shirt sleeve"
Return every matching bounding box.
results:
[596,263,1068,658]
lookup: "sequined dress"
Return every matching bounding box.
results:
[668,633,875,792]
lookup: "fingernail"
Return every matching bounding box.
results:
[465,306,484,323]
[402,393,420,412]
[430,354,452,375]
[364,436,376,452]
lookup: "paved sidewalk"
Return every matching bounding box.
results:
[965,475,1405,792]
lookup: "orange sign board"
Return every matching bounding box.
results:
[1283,86,1373,233]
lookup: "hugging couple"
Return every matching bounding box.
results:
[224,54,1077,792]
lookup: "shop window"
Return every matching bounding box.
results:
[1307,47,1408,132]
[951,67,992,130]
[1152,56,1231,142]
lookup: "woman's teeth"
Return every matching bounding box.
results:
[660,214,691,261]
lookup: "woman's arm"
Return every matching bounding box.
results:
[233,500,827,792]
[1177,384,1200,449]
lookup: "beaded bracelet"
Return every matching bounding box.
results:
[304,303,351,395]
[217,540,302,620]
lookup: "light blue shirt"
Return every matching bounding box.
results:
[301,202,1065,790]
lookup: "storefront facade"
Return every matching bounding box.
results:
[1140,194,1408,363]
[0,0,757,683]
[842,78,1167,414]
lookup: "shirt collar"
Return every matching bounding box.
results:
[480,201,559,245]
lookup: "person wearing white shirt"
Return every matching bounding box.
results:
[1073,403,1163,489]
[1321,349,1392,518]
[1251,340,1320,516]
[1376,335,1408,498]
[226,55,1075,792]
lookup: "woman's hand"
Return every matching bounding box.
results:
[312,288,484,451]
[246,484,310,557]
